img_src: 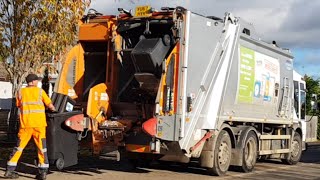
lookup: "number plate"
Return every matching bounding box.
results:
[135,5,151,17]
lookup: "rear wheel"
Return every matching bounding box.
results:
[239,131,258,172]
[282,132,302,165]
[208,130,231,176]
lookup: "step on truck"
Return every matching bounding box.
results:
[54,6,308,175]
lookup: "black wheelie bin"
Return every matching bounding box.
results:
[46,92,81,170]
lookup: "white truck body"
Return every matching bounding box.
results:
[127,8,306,174]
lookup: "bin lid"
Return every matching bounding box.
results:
[46,111,82,118]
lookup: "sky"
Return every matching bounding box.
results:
[90,0,320,78]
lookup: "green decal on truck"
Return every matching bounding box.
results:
[238,46,280,104]
[238,46,255,103]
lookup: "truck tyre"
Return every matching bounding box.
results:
[282,132,302,165]
[208,130,231,176]
[239,131,258,172]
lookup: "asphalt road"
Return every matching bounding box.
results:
[0,145,320,180]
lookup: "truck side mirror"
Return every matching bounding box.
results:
[311,94,318,111]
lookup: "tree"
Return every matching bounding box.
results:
[0,27,6,63]
[304,75,320,140]
[305,76,320,115]
[0,0,89,140]
[0,0,88,95]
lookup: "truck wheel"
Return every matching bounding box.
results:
[208,130,231,176]
[282,132,302,165]
[55,158,65,170]
[239,131,258,172]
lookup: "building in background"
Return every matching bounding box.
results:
[0,62,11,110]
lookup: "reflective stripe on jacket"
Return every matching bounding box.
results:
[16,87,52,128]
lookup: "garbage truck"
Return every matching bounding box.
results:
[53,6,308,175]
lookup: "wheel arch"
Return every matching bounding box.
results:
[295,127,302,138]
[230,126,259,167]
[237,126,260,148]
[199,123,235,169]
[220,123,236,148]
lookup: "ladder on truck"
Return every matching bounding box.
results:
[279,77,290,117]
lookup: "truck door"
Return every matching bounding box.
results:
[299,82,306,120]
[293,80,306,120]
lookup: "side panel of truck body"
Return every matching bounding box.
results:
[176,12,227,150]
[220,36,294,124]
[156,11,296,154]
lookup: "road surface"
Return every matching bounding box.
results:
[0,145,320,180]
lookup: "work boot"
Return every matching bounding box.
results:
[4,170,19,179]
[35,169,47,180]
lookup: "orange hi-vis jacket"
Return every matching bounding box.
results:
[16,87,52,128]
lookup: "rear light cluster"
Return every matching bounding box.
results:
[142,117,157,137]
[65,114,85,132]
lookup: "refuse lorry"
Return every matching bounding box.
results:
[53,6,310,175]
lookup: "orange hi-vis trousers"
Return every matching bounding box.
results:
[7,127,49,171]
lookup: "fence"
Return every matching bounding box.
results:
[305,115,318,142]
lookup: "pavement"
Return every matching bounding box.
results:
[307,141,320,146]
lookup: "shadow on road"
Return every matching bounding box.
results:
[0,143,152,177]
[59,156,152,176]
[0,144,40,177]
[62,158,222,177]
[0,143,319,178]
[300,145,320,164]
[0,143,212,177]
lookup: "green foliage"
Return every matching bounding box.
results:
[305,76,320,115]
[0,0,89,96]
[305,75,320,140]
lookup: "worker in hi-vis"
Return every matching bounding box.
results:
[4,74,56,180]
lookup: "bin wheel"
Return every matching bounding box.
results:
[34,158,39,167]
[55,158,65,170]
